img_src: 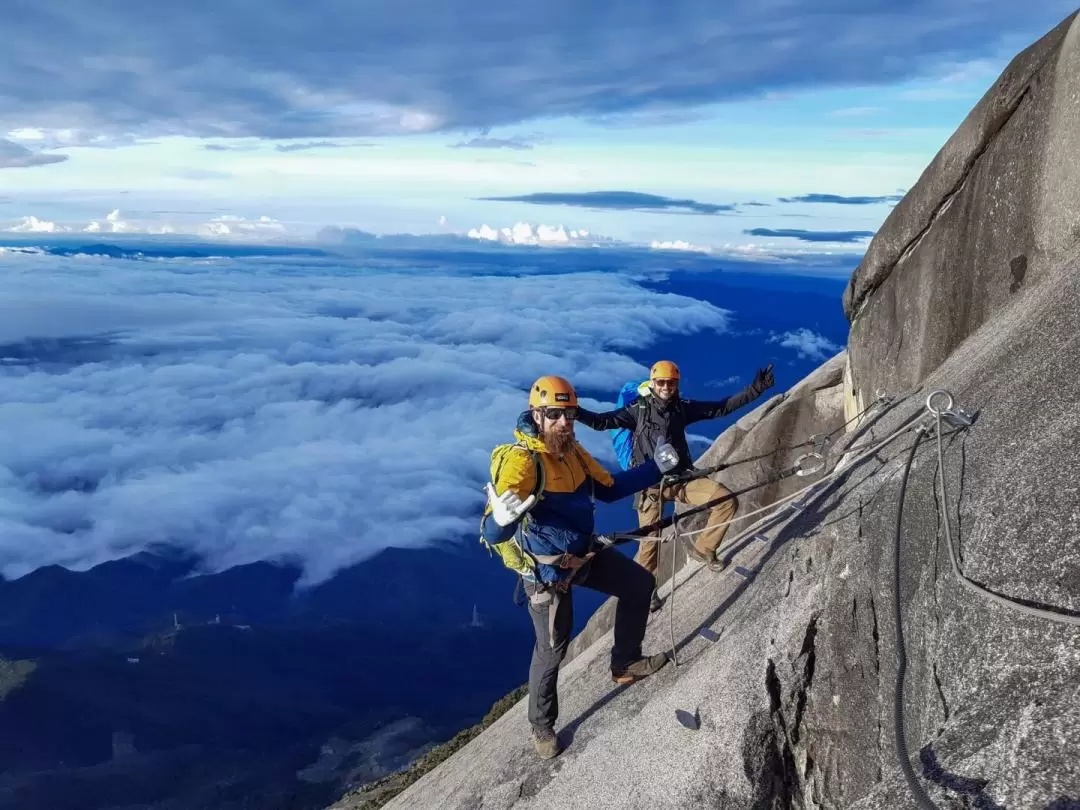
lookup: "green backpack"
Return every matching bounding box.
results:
[479,442,546,576]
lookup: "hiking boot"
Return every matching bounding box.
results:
[685,543,727,573]
[611,652,669,685]
[649,591,664,613]
[531,725,560,760]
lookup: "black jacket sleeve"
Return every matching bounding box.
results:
[575,405,637,431]
[682,384,762,424]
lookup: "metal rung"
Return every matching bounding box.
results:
[734,566,755,579]
[753,533,771,544]
[698,627,721,643]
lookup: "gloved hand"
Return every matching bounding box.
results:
[750,364,775,397]
[485,483,537,527]
[654,440,680,473]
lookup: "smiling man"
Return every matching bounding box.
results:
[481,375,679,759]
[576,360,775,609]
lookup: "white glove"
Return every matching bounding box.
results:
[485,482,537,527]
[654,441,680,473]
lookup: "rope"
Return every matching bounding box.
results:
[609,464,804,545]
[892,429,939,810]
[661,394,889,486]
[662,414,932,543]
[661,487,679,667]
[932,410,1080,625]
[606,394,918,547]
[688,419,945,565]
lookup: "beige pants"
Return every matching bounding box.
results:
[635,478,739,573]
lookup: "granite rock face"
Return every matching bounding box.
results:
[341,12,1080,809]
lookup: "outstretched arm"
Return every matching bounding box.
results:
[592,458,662,502]
[575,404,637,431]
[577,443,678,503]
[683,365,775,424]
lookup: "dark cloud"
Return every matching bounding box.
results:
[0,139,68,169]
[480,191,737,215]
[778,193,905,205]
[745,227,875,243]
[0,3,1073,138]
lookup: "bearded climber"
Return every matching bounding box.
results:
[576,360,775,610]
[481,375,679,760]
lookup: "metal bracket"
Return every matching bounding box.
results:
[925,389,975,428]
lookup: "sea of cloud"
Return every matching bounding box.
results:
[0,241,740,584]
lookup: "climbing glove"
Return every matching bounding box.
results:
[750,364,775,397]
[485,483,537,527]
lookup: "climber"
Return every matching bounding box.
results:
[576,360,775,608]
[482,374,680,760]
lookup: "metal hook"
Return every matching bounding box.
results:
[925,389,975,428]
[925,389,955,415]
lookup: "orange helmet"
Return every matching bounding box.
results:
[528,375,578,408]
[650,360,681,382]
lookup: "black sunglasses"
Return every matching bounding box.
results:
[537,406,578,421]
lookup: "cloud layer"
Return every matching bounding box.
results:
[0,138,67,169]
[778,193,904,205]
[1,2,1072,138]
[744,227,875,244]
[0,242,729,584]
[768,328,843,360]
[451,136,536,150]
[481,191,737,215]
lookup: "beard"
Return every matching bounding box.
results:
[542,423,576,456]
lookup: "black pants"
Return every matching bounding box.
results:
[524,547,654,730]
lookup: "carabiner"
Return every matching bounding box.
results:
[794,451,826,477]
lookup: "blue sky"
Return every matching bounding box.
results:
[1,2,1076,252]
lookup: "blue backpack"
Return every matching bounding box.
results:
[610,380,648,470]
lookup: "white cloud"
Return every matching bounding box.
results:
[6,209,288,240]
[9,215,68,233]
[0,244,730,584]
[466,222,608,247]
[706,375,743,389]
[768,328,843,360]
[650,239,711,254]
[201,215,287,237]
[5,128,148,150]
